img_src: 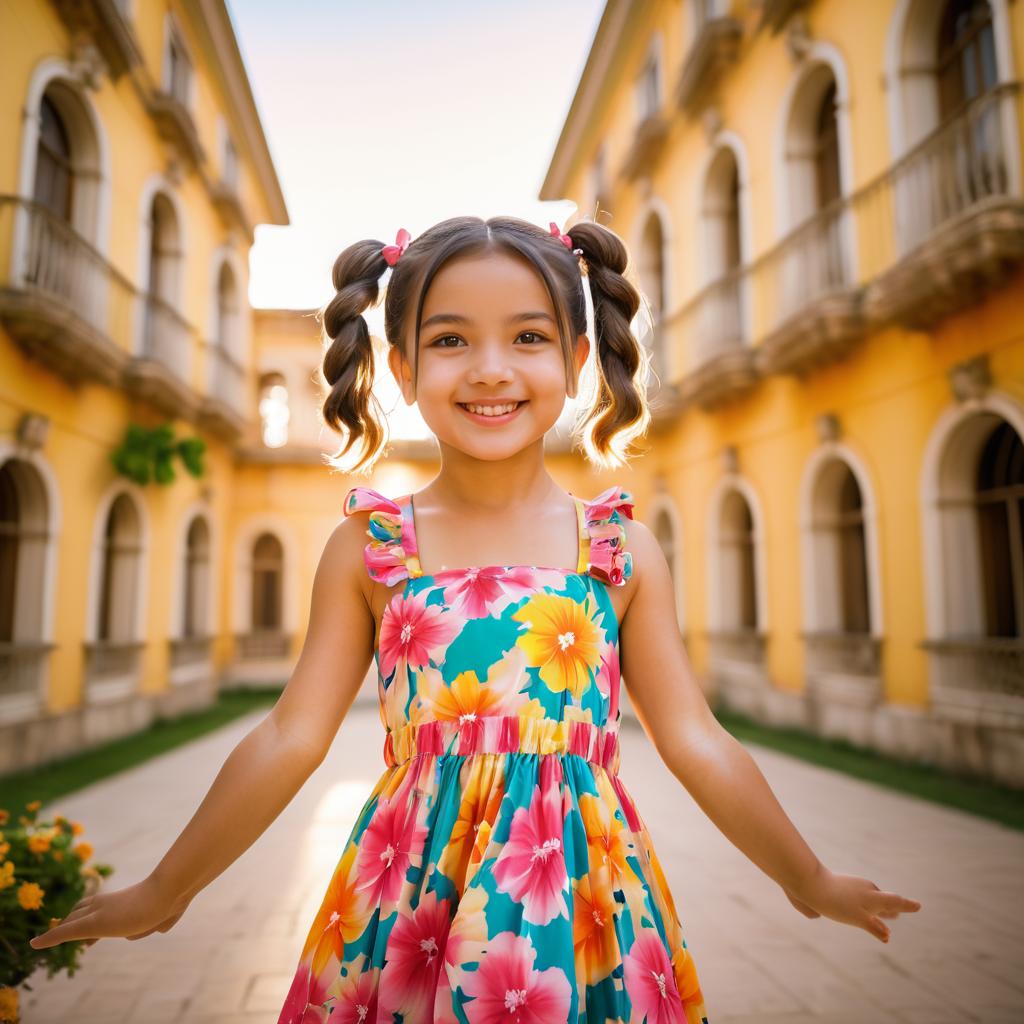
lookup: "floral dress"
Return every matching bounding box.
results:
[277,484,709,1024]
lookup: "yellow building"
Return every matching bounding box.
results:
[543,0,1024,785]
[0,0,289,772]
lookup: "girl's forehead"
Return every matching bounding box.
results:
[422,250,555,315]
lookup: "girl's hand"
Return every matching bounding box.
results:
[27,876,192,950]
[788,866,922,942]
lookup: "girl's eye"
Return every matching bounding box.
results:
[429,332,548,348]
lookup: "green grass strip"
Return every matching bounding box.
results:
[714,706,1024,832]
[0,687,282,815]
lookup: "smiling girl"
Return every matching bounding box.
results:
[29,216,921,1023]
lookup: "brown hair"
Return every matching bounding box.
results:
[319,215,651,473]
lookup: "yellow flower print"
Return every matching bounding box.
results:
[18,881,44,910]
[512,592,604,700]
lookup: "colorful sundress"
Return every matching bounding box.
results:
[277,484,709,1024]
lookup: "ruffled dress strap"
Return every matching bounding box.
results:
[577,484,635,587]
[343,487,422,585]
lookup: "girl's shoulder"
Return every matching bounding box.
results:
[342,482,638,588]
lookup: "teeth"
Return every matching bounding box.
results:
[462,402,520,417]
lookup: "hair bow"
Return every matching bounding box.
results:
[381,228,411,266]
[548,221,573,250]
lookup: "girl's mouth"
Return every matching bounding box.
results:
[456,400,527,424]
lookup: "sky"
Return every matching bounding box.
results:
[229,0,606,311]
[227,0,606,442]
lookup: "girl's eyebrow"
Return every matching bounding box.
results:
[421,310,556,329]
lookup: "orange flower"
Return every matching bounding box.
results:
[300,844,373,978]
[578,790,633,891]
[0,861,14,890]
[25,800,42,813]
[28,833,52,854]
[0,986,17,1019]
[70,821,84,836]
[18,881,44,910]
[0,842,8,859]
[672,944,706,1016]
[437,758,505,895]
[72,842,94,861]
[512,592,604,699]
[0,809,9,825]
[572,872,620,987]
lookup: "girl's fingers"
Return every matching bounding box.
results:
[866,915,890,943]
[31,912,99,948]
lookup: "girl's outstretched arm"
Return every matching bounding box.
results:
[29,514,377,949]
[618,520,922,944]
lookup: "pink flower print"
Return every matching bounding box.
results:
[492,772,569,926]
[377,890,452,1022]
[436,565,569,617]
[278,962,332,1024]
[622,930,685,1024]
[460,930,572,1024]
[327,962,379,1024]
[354,791,428,905]
[378,589,461,682]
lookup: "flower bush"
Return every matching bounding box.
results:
[0,800,113,1010]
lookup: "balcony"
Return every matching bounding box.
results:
[754,196,864,376]
[670,266,758,409]
[0,195,132,384]
[199,341,248,440]
[674,13,743,113]
[146,90,205,168]
[123,295,199,418]
[236,630,292,660]
[211,179,252,238]
[619,113,671,181]
[757,0,812,34]
[923,637,1024,731]
[861,82,1024,331]
[49,0,144,79]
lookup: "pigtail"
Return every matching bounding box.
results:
[320,240,390,474]
[568,221,652,467]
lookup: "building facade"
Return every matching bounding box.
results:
[0,0,291,773]
[542,0,1024,786]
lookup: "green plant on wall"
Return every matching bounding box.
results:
[110,423,206,486]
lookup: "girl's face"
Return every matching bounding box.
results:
[390,250,589,462]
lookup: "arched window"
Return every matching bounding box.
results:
[937,0,997,122]
[258,372,290,448]
[182,516,211,638]
[33,95,73,222]
[146,193,180,305]
[251,532,283,632]
[837,467,870,633]
[216,261,238,355]
[654,507,676,585]
[97,494,141,643]
[976,420,1024,637]
[814,81,841,210]
[720,489,758,632]
[696,146,746,364]
[637,212,667,379]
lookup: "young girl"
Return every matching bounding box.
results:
[29,216,921,1023]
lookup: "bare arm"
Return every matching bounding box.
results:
[30,513,376,948]
[618,520,921,943]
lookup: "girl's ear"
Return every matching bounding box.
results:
[567,333,591,399]
[387,343,415,405]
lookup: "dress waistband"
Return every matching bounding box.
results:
[383,715,621,775]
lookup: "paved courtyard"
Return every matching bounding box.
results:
[18,701,1024,1024]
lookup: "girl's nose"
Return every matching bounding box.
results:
[467,346,514,385]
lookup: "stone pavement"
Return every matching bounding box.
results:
[18,703,1024,1023]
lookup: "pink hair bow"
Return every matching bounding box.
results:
[382,228,411,266]
[549,222,572,249]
